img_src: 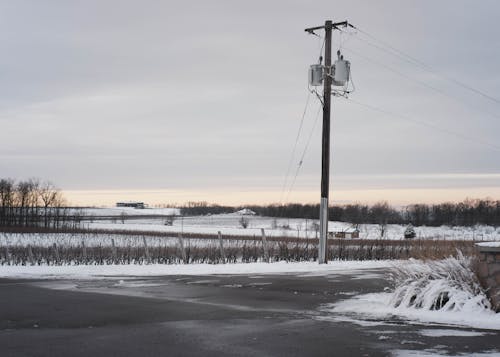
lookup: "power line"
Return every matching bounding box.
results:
[352,26,500,106]
[279,90,312,204]
[345,97,500,152]
[342,45,500,121]
[280,34,326,205]
[285,103,322,203]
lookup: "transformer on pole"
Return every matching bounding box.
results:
[304,20,354,264]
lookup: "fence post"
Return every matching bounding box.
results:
[261,228,270,263]
[218,231,226,264]
[53,243,60,264]
[178,234,187,264]
[5,246,11,265]
[82,240,87,262]
[28,244,34,265]
[111,238,117,264]
[142,236,151,264]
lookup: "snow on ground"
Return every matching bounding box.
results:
[322,257,500,331]
[392,349,500,357]
[0,232,225,248]
[418,329,490,337]
[78,207,180,217]
[0,260,393,280]
[326,291,500,330]
[476,241,500,248]
[78,209,500,241]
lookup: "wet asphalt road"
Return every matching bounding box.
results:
[1,270,499,357]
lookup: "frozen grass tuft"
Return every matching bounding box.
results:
[389,252,491,313]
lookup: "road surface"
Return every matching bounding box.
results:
[1,269,498,356]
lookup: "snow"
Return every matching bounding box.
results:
[476,241,500,248]
[395,350,500,357]
[418,329,489,337]
[0,232,225,248]
[389,256,491,313]
[75,210,500,241]
[0,260,393,280]
[323,256,500,331]
[78,207,180,216]
[328,292,500,330]
[235,208,256,215]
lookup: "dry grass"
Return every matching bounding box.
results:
[0,231,476,266]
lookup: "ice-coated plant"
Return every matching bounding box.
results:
[389,252,491,312]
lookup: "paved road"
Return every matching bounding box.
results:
[1,270,499,356]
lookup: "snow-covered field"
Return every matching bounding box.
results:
[77,207,180,217]
[80,209,500,241]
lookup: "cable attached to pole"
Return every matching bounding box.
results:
[352,26,500,106]
[285,103,323,203]
[279,90,312,204]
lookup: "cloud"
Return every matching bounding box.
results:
[1,0,499,203]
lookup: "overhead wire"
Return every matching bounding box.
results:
[344,97,500,152]
[333,27,500,152]
[280,23,500,210]
[352,26,500,106]
[279,90,312,204]
[285,103,323,203]
[340,44,500,121]
[279,35,325,206]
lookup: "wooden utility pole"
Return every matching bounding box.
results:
[305,20,352,264]
[319,20,333,264]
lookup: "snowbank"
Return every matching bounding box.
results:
[0,260,392,280]
[323,257,500,330]
[329,292,500,330]
[477,241,500,248]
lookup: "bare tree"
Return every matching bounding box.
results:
[0,179,15,226]
[40,181,60,227]
[239,216,249,229]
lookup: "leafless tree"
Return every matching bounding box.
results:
[239,216,249,229]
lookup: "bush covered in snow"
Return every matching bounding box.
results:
[389,253,491,312]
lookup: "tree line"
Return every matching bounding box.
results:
[181,199,500,227]
[0,178,83,229]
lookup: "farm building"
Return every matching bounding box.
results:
[236,208,256,215]
[328,227,360,239]
[116,201,146,209]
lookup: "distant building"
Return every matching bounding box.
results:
[236,208,256,216]
[116,201,145,209]
[328,227,360,239]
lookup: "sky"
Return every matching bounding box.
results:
[1,0,500,206]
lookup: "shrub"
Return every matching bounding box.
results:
[389,252,491,312]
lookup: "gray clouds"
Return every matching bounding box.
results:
[1,0,499,202]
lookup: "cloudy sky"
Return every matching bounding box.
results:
[1,0,500,206]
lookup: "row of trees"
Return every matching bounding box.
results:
[180,201,235,216]
[0,178,82,229]
[180,199,500,227]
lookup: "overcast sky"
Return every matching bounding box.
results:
[1,1,500,206]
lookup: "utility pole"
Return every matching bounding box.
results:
[305,20,353,264]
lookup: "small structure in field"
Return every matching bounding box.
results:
[236,208,256,216]
[329,227,360,239]
[116,201,146,209]
[404,224,416,239]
